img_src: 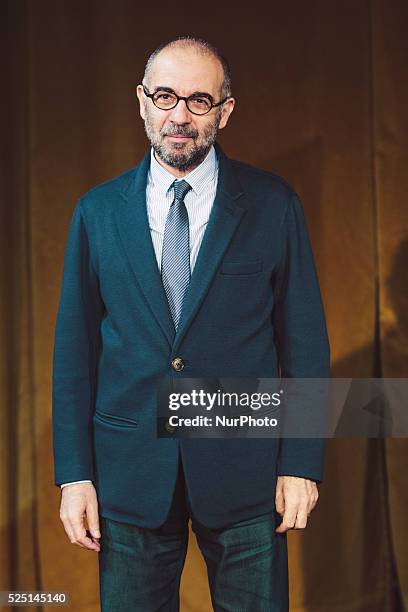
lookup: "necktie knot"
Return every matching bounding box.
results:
[173,179,192,202]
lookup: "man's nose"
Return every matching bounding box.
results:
[168,99,191,123]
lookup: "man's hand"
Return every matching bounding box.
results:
[60,482,101,551]
[275,475,319,533]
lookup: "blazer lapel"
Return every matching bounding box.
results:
[114,141,247,352]
[114,149,176,347]
[172,142,246,354]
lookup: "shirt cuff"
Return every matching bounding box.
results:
[60,480,92,489]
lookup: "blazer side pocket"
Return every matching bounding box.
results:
[93,410,138,428]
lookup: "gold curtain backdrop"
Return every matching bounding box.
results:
[1,0,407,610]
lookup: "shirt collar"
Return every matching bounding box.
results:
[149,144,218,196]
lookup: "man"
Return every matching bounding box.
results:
[52,35,330,611]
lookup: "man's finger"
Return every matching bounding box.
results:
[309,487,319,512]
[70,518,100,551]
[275,502,298,533]
[293,504,309,529]
[275,488,285,516]
[86,500,101,539]
[63,519,86,548]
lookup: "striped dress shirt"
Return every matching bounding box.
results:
[60,144,219,488]
[146,144,219,273]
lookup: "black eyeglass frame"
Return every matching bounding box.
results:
[142,84,230,116]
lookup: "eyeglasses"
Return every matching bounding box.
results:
[142,85,229,116]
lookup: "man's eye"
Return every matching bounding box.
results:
[157,93,171,100]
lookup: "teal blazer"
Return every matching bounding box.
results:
[52,141,330,529]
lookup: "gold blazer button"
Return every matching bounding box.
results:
[171,357,184,371]
[165,419,176,433]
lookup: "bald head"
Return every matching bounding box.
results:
[142,36,232,100]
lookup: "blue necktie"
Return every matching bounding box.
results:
[161,179,192,330]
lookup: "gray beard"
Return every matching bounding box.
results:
[143,108,222,172]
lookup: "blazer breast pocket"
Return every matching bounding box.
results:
[219,259,263,276]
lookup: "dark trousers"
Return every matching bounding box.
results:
[98,452,288,611]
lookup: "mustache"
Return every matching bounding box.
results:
[162,127,198,138]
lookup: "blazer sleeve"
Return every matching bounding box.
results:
[272,191,330,483]
[52,199,104,487]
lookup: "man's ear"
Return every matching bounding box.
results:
[135,85,146,120]
[218,98,235,130]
